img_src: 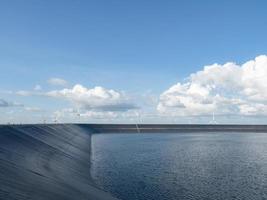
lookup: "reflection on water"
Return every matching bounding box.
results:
[91,133,267,200]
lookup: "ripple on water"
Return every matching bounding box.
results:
[91,133,267,200]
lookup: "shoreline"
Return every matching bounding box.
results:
[82,124,267,133]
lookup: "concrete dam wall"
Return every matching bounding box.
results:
[88,124,267,133]
[1,124,267,200]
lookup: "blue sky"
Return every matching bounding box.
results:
[1,0,267,124]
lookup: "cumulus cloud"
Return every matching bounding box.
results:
[46,84,138,112]
[16,90,33,96]
[14,83,137,113]
[158,55,267,116]
[52,107,145,123]
[47,78,68,87]
[24,107,42,112]
[53,108,117,123]
[77,110,118,119]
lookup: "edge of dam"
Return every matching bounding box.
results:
[86,124,267,133]
[0,124,118,200]
[1,123,267,200]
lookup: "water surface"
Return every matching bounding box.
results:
[91,133,267,200]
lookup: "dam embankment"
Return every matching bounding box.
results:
[87,124,267,133]
[1,124,267,200]
[0,124,118,200]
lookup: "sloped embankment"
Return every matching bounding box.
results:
[0,124,118,200]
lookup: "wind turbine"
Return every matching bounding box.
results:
[54,115,59,124]
[77,108,81,124]
[209,112,218,124]
[42,115,46,124]
[135,111,141,133]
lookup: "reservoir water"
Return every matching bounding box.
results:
[91,133,267,200]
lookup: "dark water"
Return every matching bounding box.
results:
[91,133,267,200]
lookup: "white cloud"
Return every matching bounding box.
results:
[158,55,267,116]
[51,107,147,124]
[15,85,41,96]
[46,84,137,112]
[47,78,68,87]
[13,83,137,113]
[16,90,33,96]
[80,111,118,119]
[24,107,42,112]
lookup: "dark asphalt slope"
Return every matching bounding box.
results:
[87,124,267,133]
[0,124,118,200]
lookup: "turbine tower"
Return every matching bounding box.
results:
[135,111,141,133]
[209,112,218,124]
[54,116,59,124]
[77,109,81,124]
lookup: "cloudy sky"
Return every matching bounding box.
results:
[1,0,267,124]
